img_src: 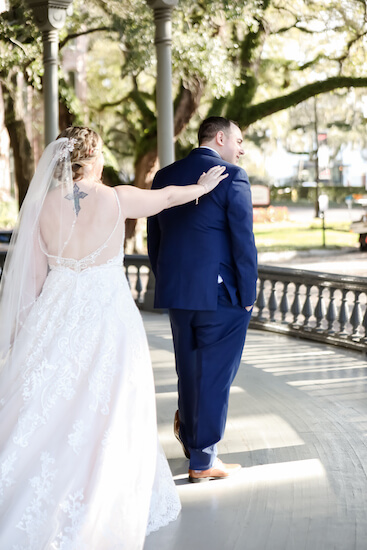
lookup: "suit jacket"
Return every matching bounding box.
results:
[147,147,258,311]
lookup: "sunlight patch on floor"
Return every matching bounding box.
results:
[288,376,367,387]
[224,413,305,451]
[174,458,327,494]
[264,363,364,375]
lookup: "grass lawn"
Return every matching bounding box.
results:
[254,220,359,252]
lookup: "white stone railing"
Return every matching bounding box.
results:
[124,255,367,354]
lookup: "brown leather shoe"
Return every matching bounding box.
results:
[188,458,241,483]
[174,410,190,459]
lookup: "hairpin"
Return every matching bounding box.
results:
[59,138,77,160]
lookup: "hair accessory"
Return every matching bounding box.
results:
[59,138,77,160]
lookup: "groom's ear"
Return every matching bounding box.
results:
[215,131,225,147]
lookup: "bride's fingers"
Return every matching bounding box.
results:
[200,166,227,182]
[206,171,228,183]
[205,165,226,175]
[197,165,228,189]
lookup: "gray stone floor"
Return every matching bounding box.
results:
[142,311,367,550]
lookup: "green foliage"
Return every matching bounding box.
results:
[0,1,41,86]
[3,0,367,188]
[0,197,18,229]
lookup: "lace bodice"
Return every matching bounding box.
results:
[47,244,125,274]
[39,188,124,273]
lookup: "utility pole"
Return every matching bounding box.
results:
[313,95,320,218]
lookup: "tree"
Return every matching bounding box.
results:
[2,0,367,239]
[89,0,367,172]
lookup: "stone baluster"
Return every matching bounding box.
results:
[360,296,367,346]
[255,278,266,320]
[337,288,350,336]
[125,266,131,287]
[268,280,278,322]
[135,266,143,302]
[280,281,289,324]
[349,291,362,340]
[291,282,301,325]
[326,287,337,333]
[302,284,313,329]
[360,298,367,344]
[314,287,325,330]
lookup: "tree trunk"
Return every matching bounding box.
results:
[174,78,204,135]
[3,86,34,208]
[124,148,158,253]
[124,79,205,252]
[125,78,204,254]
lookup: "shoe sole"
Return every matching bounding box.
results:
[188,474,228,483]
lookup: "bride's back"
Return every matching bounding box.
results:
[39,180,124,267]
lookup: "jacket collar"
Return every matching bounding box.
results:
[189,147,222,160]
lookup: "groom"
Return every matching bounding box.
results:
[147,117,257,482]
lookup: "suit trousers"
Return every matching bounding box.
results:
[169,284,252,470]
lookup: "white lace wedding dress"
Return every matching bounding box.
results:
[0,191,181,549]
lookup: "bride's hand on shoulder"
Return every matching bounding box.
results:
[117,165,228,220]
[197,165,228,194]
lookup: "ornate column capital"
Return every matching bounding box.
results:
[147,0,178,9]
[25,0,73,32]
[147,0,177,47]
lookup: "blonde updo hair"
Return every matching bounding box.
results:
[57,126,103,181]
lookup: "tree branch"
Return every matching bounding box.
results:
[129,88,155,125]
[241,77,367,127]
[59,26,115,50]
[97,93,131,111]
[335,30,367,64]
[173,78,205,136]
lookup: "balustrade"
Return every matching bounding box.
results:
[250,265,367,352]
[124,256,367,353]
[124,255,153,306]
[0,247,365,353]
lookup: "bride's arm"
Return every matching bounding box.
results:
[115,165,227,220]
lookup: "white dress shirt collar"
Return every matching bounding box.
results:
[199,146,222,158]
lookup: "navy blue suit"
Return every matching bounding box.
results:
[147,147,257,469]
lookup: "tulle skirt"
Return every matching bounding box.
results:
[0,264,180,549]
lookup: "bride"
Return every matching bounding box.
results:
[0,126,227,550]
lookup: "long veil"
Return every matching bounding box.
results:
[0,138,75,373]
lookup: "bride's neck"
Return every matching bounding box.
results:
[74,176,101,188]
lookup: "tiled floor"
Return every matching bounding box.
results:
[143,312,367,550]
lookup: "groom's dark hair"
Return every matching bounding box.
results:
[198,116,239,145]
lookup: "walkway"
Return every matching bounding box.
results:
[142,312,367,550]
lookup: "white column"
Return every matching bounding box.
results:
[25,0,73,145]
[42,29,59,144]
[147,0,178,168]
